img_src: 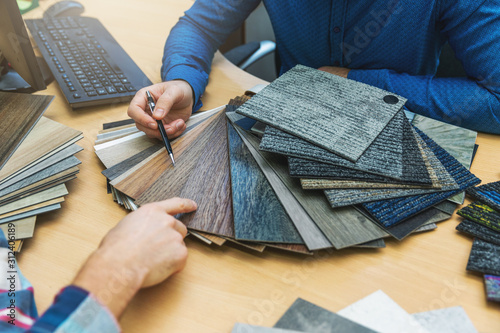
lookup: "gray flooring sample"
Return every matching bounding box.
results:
[274,298,376,333]
[231,120,332,251]
[412,307,478,333]
[338,290,430,333]
[0,203,61,224]
[261,111,431,184]
[466,239,500,275]
[456,219,500,246]
[228,122,303,244]
[236,64,405,162]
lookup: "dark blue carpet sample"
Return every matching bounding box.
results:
[362,127,481,227]
[467,181,500,213]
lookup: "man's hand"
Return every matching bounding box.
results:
[127,80,194,140]
[72,197,197,318]
[318,66,350,78]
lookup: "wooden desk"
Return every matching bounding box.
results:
[22,1,500,332]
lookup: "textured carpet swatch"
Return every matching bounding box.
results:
[260,110,430,182]
[362,128,480,227]
[467,181,500,213]
[456,220,500,246]
[236,64,405,162]
[457,202,500,233]
[484,275,500,302]
[466,239,500,275]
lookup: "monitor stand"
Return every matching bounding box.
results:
[0,56,53,93]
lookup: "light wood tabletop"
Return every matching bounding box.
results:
[21,1,500,332]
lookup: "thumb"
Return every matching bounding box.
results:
[155,197,197,215]
[153,88,184,120]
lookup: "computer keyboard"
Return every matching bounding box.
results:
[26,16,152,108]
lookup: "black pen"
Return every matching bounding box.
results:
[146,90,175,166]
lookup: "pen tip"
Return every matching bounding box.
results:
[170,153,176,167]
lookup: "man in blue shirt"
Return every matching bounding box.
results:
[128,0,500,136]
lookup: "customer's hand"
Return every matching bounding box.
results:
[127,80,194,139]
[72,197,197,318]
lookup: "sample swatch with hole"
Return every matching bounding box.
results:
[236,64,405,162]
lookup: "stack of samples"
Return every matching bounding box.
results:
[0,92,83,252]
[455,180,500,303]
[231,290,479,333]
[94,65,479,254]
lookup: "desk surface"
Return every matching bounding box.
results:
[22,1,500,332]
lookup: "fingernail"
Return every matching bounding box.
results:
[154,108,165,118]
[190,200,197,209]
[148,122,156,129]
[176,122,183,130]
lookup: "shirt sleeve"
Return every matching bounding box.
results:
[161,0,262,111]
[0,230,119,333]
[348,0,500,134]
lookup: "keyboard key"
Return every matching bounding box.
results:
[84,87,95,92]
[126,85,136,92]
[105,86,117,94]
[96,88,107,95]
[87,91,97,97]
[116,86,126,93]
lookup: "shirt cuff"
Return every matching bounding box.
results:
[163,64,207,112]
[30,285,120,333]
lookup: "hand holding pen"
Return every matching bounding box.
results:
[146,90,176,166]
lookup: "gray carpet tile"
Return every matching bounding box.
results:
[456,219,500,246]
[466,239,500,275]
[236,64,405,162]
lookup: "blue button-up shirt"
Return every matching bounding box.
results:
[162,0,500,134]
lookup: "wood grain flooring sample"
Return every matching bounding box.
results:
[0,203,60,224]
[412,307,478,333]
[362,128,480,227]
[274,298,376,333]
[467,181,500,213]
[0,216,36,239]
[457,202,500,232]
[228,122,303,244]
[456,219,500,246]
[236,65,405,162]
[241,129,387,249]
[0,117,82,182]
[234,126,332,251]
[0,144,82,191]
[0,184,67,215]
[484,275,500,302]
[466,239,500,275]
[0,92,53,171]
[0,197,64,220]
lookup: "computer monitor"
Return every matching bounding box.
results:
[0,0,47,92]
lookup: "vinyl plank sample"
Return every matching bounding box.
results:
[233,323,303,333]
[236,64,405,162]
[0,144,82,191]
[240,128,387,249]
[102,145,162,181]
[194,232,226,246]
[0,203,60,224]
[338,290,430,333]
[0,184,68,215]
[137,112,234,237]
[114,109,220,199]
[467,181,500,212]
[95,132,157,168]
[362,128,480,227]
[0,156,80,200]
[232,125,332,251]
[0,92,53,170]
[228,122,303,243]
[0,197,64,220]
[0,117,82,182]
[466,239,500,275]
[412,307,478,333]
[0,216,36,240]
[261,111,430,184]
[265,243,312,254]
[456,219,500,246]
[102,118,135,129]
[224,237,266,252]
[274,298,376,333]
[457,202,500,233]
[484,275,500,302]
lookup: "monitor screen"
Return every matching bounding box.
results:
[0,0,46,91]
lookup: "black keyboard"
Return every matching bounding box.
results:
[26,16,152,109]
